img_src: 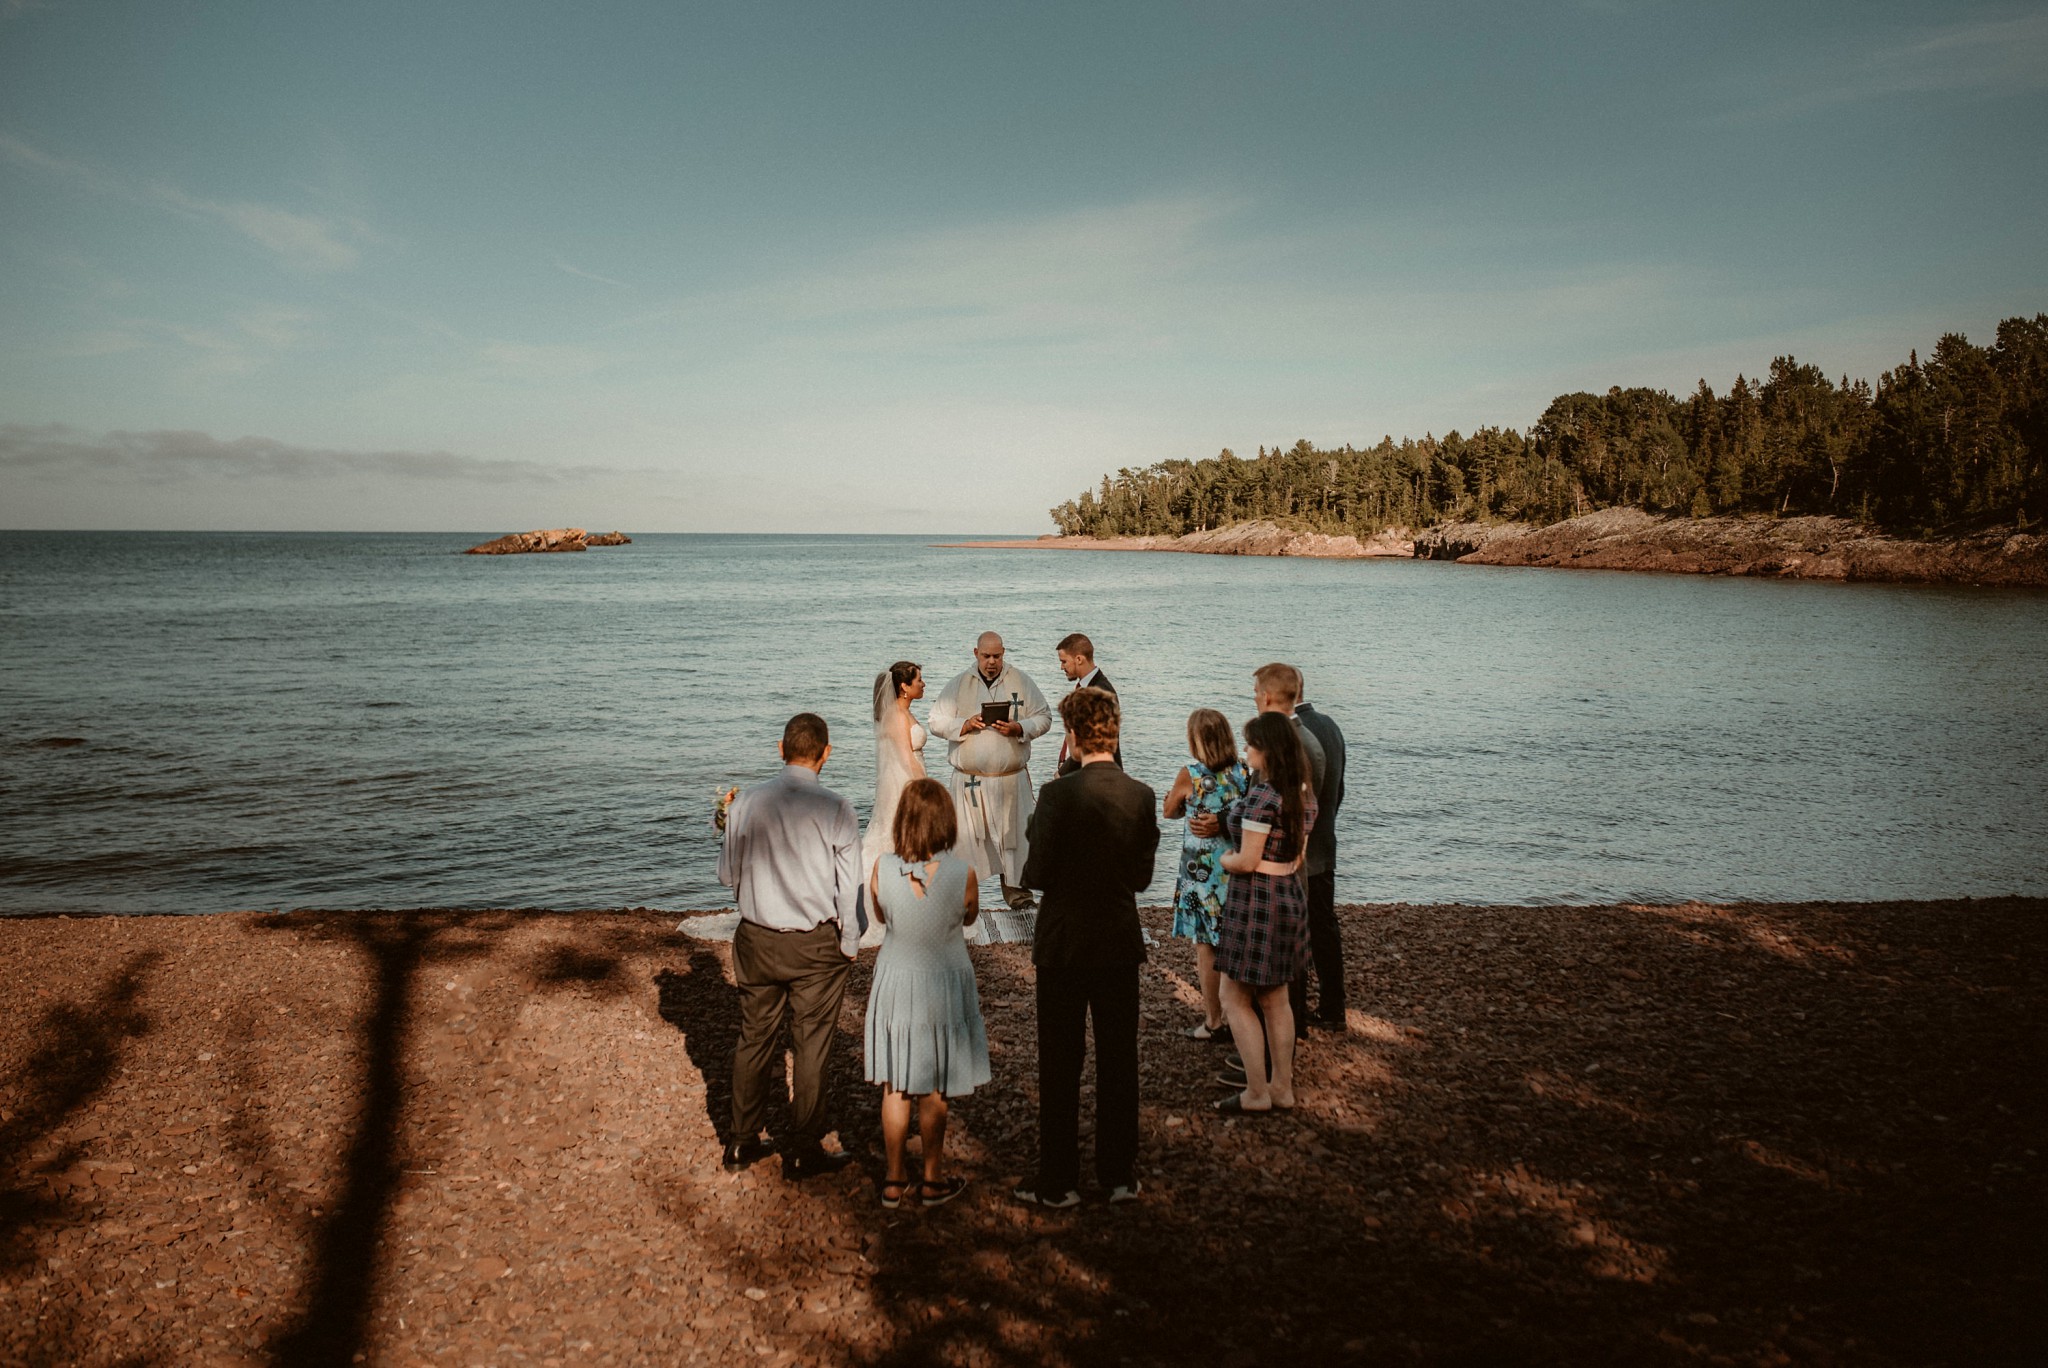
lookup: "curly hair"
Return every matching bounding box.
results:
[1058,686,1120,757]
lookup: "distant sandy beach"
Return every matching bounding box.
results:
[4,898,2041,1365]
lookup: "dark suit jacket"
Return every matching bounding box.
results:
[1295,703,1346,877]
[1057,670,1121,776]
[1021,760,1159,969]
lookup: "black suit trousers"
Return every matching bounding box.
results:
[1034,961,1140,1192]
[1289,869,1346,1026]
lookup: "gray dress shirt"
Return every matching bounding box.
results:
[717,764,863,958]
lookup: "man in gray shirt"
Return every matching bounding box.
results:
[717,712,863,1178]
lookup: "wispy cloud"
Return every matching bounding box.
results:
[478,341,610,381]
[0,131,370,271]
[557,260,631,288]
[1709,12,2048,124]
[0,424,648,485]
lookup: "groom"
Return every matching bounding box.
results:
[927,631,1052,911]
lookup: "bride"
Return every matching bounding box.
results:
[861,661,928,947]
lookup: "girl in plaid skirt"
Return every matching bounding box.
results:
[1212,711,1318,1114]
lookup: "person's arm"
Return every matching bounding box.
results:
[868,864,885,927]
[716,790,745,890]
[1162,766,1194,819]
[962,866,980,927]
[1122,792,1160,892]
[927,681,972,741]
[1220,821,1274,874]
[1021,798,1052,891]
[1189,809,1220,838]
[1020,672,1052,742]
[832,802,862,959]
[880,709,919,777]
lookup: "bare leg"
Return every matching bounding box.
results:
[1197,943,1224,1029]
[880,1088,912,1182]
[1219,976,1272,1109]
[918,1093,951,1181]
[1259,984,1296,1108]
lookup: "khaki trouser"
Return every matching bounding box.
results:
[731,920,851,1147]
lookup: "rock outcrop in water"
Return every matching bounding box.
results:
[464,528,632,555]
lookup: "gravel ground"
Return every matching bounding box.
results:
[2,899,2042,1367]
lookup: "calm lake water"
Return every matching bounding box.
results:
[2,531,2044,914]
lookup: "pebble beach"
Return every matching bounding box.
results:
[3,898,2042,1367]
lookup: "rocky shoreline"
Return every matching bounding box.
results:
[4,899,2041,1365]
[951,512,2048,586]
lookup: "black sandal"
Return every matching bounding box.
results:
[1213,1093,1275,1116]
[920,1176,968,1207]
[1181,1020,1231,1041]
[879,1177,912,1209]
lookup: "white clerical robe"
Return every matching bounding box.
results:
[926,663,1052,886]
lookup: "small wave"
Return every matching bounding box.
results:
[24,737,87,749]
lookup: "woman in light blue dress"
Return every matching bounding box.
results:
[864,778,990,1208]
[1163,708,1250,1042]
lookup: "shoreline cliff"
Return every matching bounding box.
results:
[947,512,2048,586]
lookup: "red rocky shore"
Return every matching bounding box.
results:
[3,899,2042,1366]
[951,512,2048,586]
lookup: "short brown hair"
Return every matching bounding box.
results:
[1056,632,1094,661]
[1253,662,1301,707]
[781,713,830,763]
[892,778,958,862]
[1059,686,1119,756]
[1187,707,1237,771]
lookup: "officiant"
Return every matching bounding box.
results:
[927,631,1052,911]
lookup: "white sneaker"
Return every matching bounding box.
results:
[1012,1184,1080,1209]
[1108,1181,1143,1204]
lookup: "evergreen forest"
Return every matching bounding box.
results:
[1049,314,2048,539]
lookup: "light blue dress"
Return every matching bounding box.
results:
[864,853,992,1097]
[1171,758,1250,946]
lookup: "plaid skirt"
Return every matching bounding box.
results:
[1213,868,1309,988]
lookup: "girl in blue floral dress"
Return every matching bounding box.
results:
[1164,708,1250,1041]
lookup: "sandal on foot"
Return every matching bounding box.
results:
[1181,1021,1230,1041]
[1213,1093,1274,1116]
[879,1177,912,1210]
[920,1176,968,1208]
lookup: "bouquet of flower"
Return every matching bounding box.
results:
[713,785,739,832]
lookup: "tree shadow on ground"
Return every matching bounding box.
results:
[241,908,695,1368]
[0,949,160,1368]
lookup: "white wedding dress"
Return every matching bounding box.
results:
[860,711,987,947]
[860,711,927,948]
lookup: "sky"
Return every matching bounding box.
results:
[2,1,2045,533]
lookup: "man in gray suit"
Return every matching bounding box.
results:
[717,713,863,1178]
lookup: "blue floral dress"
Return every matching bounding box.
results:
[1170,758,1250,946]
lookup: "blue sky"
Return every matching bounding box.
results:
[2,0,2044,532]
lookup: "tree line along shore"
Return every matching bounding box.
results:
[1046,312,2048,577]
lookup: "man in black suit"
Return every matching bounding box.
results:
[1054,632,1121,775]
[1293,672,1348,1031]
[1015,687,1159,1207]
